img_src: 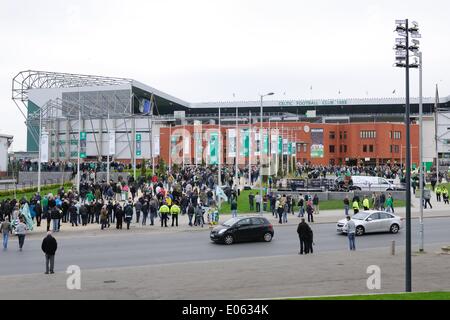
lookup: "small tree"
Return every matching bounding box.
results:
[158,158,166,177]
[141,159,147,177]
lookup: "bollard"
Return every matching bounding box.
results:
[391,240,396,256]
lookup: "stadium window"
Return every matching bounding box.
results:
[369,145,374,152]
[344,145,347,152]
[339,145,343,153]
[344,131,347,139]
[339,131,342,139]
[360,130,376,139]
[329,131,335,139]
[363,145,367,152]
[394,131,401,139]
[390,145,393,153]
[303,144,307,152]
[329,145,335,153]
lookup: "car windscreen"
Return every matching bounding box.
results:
[223,218,240,227]
[352,213,370,220]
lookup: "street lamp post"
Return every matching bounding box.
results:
[259,92,274,215]
[393,18,421,293]
[418,51,424,252]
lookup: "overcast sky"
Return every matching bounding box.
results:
[1,0,449,151]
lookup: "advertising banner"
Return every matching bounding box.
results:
[240,129,249,157]
[135,133,142,156]
[194,132,203,164]
[153,135,160,157]
[271,132,278,155]
[40,132,49,163]
[228,129,237,157]
[310,128,324,158]
[183,135,190,155]
[283,138,288,155]
[209,131,219,165]
[170,135,178,157]
[278,135,282,154]
[255,130,261,156]
[263,131,269,155]
[79,131,87,158]
[108,130,115,156]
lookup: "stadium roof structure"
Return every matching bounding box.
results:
[12,70,450,122]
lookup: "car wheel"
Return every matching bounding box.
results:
[356,226,365,236]
[224,235,234,245]
[263,232,273,242]
[390,224,400,234]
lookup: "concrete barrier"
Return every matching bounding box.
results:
[18,172,73,185]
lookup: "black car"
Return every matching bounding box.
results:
[210,216,274,245]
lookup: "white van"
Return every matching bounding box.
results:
[349,176,396,191]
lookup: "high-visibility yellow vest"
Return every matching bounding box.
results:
[159,205,170,213]
[170,204,180,215]
[363,198,370,208]
[352,201,359,210]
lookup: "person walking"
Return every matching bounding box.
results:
[69,201,78,227]
[230,197,238,218]
[306,203,314,223]
[345,216,356,251]
[297,194,304,218]
[170,202,180,227]
[379,193,386,211]
[41,231,57,274]
[15,218,28,251]
[424,190,433,209]
[312,194,319,215]
[411,179,417,195]
[187,203,195,226]
[255,192,261,212]
[142,200,149,226]
[276,197,283,224]
[385,194,394,213]
[135,199,142,223]
[115,203,123,229]
[297,218,313,255]
[124,201,133,230]
[1,219,12,250]
[248,192,255,211]
[343,196,350,216]
[100,205,108,230]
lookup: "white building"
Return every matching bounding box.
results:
[0,134,13,176]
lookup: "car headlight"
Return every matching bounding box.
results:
[218,229,228,235]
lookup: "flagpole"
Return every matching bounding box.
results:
[235,107,239,185]
[248,110,252,186]
[435,84,439,180]
[218,107,221,187]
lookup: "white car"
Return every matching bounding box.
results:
[336,210,404,236]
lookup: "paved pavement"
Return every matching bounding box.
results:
[1,243,449,300]
[1,216,449,274]
[22,201,450,240]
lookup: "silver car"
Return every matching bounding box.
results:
[336,210,404,236]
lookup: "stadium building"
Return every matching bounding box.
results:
[11,70,450,169]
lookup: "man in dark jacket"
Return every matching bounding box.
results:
[297,218,313,255]
[41,231,57,274]
[124,201,133,230]
[114,202,123,229]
